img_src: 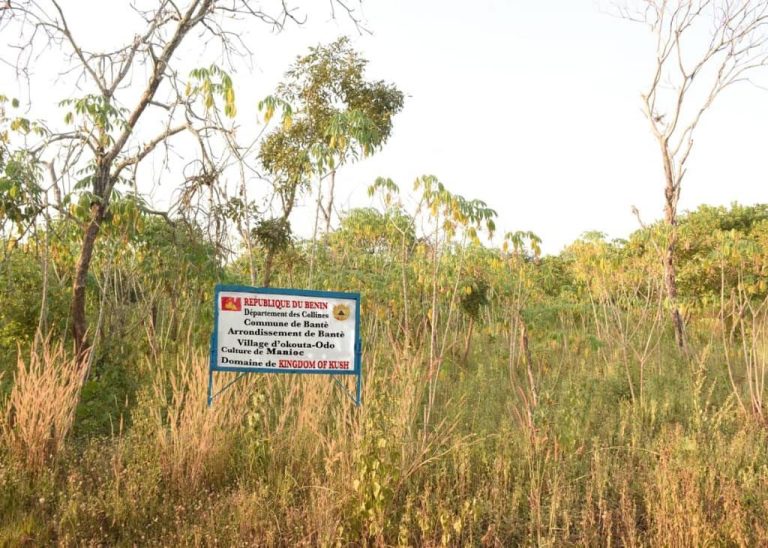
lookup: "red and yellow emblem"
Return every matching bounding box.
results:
[221,296,242,311]
[332,303,351,321]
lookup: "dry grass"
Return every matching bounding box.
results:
[4,292,768,544]
[1,340,85,472]
[151,351,247,493]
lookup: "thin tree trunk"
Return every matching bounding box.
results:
[263,187,298,288]
[323,169,336,233]
[400,232,410,349]
[663,232,686,350]
[429,213,439,372]
[244,227,256,287]
[462,317,475,365]
[661,153,686,350]
[508,311,519,377]
[35,192,50,347]
[262,250,275,288]
[520,317,537,407]
[71,202,105,361]
[309,174,324,286]
[239,171,256,286]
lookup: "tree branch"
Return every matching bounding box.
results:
[113,123,189,175]
[106,0,211,167]
[49,0,109,96]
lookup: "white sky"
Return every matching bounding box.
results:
[3,0,768,254]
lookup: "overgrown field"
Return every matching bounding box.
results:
[0,201,767,545]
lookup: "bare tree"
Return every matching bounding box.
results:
[620,0,768,349]
[0,0,362,361]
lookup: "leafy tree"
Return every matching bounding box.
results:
[0,1,361,360]
[329,207,415,256]
[258,37,404,286]
[660,203,767,307]
[0,96,44,243]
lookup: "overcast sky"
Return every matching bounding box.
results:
[3,0,768,254]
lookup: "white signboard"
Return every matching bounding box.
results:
[211,286,360,375]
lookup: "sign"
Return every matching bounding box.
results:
[208,285,362,405]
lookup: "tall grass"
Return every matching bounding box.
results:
[4,257,768,543]
[1,339,85,472]
[151,350,247,494]
[2,316,768,544]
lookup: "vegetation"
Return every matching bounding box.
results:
[621,0,768,350]
[2,181,768,545]
[2,1,768,546]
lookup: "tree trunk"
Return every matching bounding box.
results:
[308,174,324,286]
[663,215,686,350]
[71,202,105,362]
[429,214,439,371]
[400,233,410,350]
[462,317,475,365]
[263,188,298,288]
[262,249,275,288]
[520,317,537,407]
[323,169,336,233]
[661,148,686,351]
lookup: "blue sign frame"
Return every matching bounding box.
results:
[208,284,363,406]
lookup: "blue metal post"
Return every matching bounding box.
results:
[207,365,214,407]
